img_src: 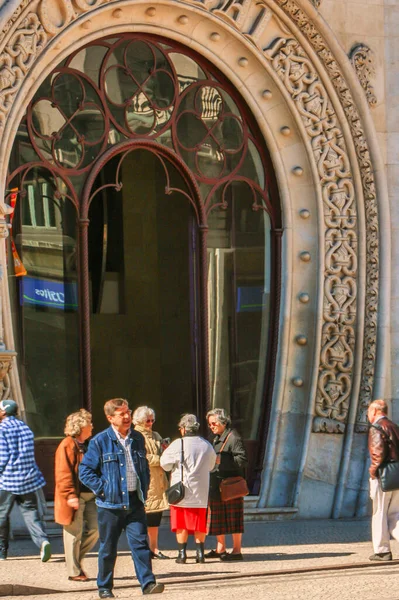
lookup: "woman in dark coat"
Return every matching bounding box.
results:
[206,408,248,561]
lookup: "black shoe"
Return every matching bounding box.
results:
[143,582,165,595]
[151,551,170,559]
[175,550,187,564]
[205,549,224,558]
[99,591,115,599]
[196,542,205,563]
[369,552,392,561]
[220,552,244,561]
[0,546,7,561]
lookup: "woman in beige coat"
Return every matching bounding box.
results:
[133,406,169,559]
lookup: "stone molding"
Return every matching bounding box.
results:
[271,0,378,432]
[0,0,379,435]
[263,35,357,433]
[349,43,377,108]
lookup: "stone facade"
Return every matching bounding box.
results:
[0,0,396,519]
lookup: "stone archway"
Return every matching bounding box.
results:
[0,0,388,518]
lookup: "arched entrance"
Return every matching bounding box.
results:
[6,33,281,492]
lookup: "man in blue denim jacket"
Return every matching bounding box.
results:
[79,398,164,599]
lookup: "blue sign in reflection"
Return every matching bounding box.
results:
[236,286,265,313]
[21,276,78,310]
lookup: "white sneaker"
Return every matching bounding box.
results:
[40,540,51,562]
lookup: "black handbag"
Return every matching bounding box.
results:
[372,423,399,492]
[165,438,185,505]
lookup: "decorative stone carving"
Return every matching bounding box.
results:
[38,0,74,35]
[349,44,377,108]
[0,13,46,128]
[0,352,16,399]
[272,0,379,432]
[265,36,357,433]
[0,0,380,433]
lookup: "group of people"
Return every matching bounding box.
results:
[8,397,247,598]
[3,395,399,597]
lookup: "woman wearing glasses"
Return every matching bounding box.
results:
[133,406,170,559]
[206,408,248,561]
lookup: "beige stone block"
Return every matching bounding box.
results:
[304,433,343,485]
[241,70,286,112]
[346,4,384,36]
[279,143,313,188]
[261,104,300,150]
[385,37,399,65]
[319,0,348,36]
[384,5,399,37]
[386,94,399,133]
[387,165,399,195]
[387,133,399,165]
[376,132,387,166]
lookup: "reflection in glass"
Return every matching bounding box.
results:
[13,171,80,437]
[207,183,271,440]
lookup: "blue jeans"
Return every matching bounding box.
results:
[97,492,154,591]
[0,489,48,550]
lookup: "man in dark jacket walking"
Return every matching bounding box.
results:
[368,399,399,561]
[79,398,164,599]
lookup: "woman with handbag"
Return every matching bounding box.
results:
[206,408,248,562]
[133,406,170,559]
[160,414,216,564]
[54,409,99,581]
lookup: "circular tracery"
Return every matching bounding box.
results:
[8,33,276,223]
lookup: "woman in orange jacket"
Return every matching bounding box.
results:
[54,409,98,581]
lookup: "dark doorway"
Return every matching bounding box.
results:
[88,149,199,438]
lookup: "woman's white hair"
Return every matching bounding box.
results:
[132,405,155,426]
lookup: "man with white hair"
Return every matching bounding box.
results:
[0,399,51,561]
[368,399,399,561]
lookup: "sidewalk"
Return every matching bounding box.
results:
[1,519,399,600]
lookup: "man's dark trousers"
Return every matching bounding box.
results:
[0,490,47,550]
[97,492,154,592]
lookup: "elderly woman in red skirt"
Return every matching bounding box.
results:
[206,408,248,561]
[160,414,216,564]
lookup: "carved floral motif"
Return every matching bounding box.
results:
[350,43,377,107]
[265,37,357,432]
[0,13,46,128]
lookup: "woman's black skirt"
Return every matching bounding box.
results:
[146,511,163,527]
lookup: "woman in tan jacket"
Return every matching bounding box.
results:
[133,406,169,559]
[54,409,98,581]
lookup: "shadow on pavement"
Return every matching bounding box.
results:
[241,551,355,561]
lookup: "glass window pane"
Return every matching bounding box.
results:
[207,182,272,440]
[13,170,80,437]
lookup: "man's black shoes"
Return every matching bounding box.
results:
[369,552,392,561]
[99,590,115,599]
[143,582,165,595]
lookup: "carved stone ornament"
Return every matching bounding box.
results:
[264,36,357,433]
[271,0,379,432]
[0,0,380,433]
[0,351,16,400]
[349,44,377,107]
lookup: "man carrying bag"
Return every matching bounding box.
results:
[368,399,399,561]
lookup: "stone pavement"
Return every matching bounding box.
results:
[2,519,399,600]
